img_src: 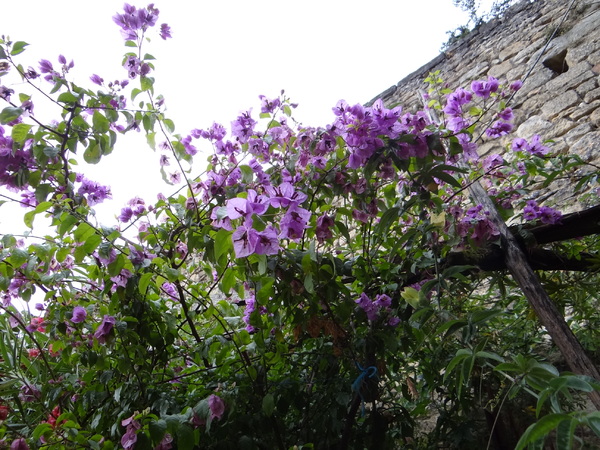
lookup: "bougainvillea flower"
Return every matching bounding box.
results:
[94,315,116,343]
[71,306,87,324]
[208,394,225,421]
[232,226,259,258]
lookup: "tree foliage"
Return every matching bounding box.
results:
[0,4,599,449]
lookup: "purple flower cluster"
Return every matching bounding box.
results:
[259,95,281,114]
[76,176,112,206]
[38,55,74,83]
[213,183,311,258]
[332,99,426,168]
[456,204,500,245]
[443,88,473,133]
[522,200,562,224]
[242,293,266,333]
[112,3,170,41]
[355,293,400,327]
[471,76,499,99]
[118,197,146,223]
[0,127,36,191]
[121,414,141,449]
[511,135,550,156]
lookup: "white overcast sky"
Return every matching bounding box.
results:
[0,0,487,229]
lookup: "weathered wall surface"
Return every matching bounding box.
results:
[368,0,600,210]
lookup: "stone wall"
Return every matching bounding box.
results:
[368,0,600,211]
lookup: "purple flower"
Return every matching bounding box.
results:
[355,293,378,321]
[94,315,116,344]
[162,282,178,301]
[90,74,104,86]
[121,415,141,450]
[231,111,256,144]
[254,226,280,255]
[39,59,54,74]
[208,394,225,421]
[0,86,14,101]
[266,182,307,208]
[316,214,335,243]
[280,205,311,241]
[160,23,172,40]
[485,121,513,138]
[539,206,561,224]
[387,317,401,327]
[511,137,528,152]
[510,80,523,91]
[119,207,134,223]
[471,76,499,98]
[527,135,550,156]
[71,306,87,323]
[259,95,281,114]
[374,294,391,309]
[232,226,259,258]
[10,438,30,450]
[498,107,513,121]
[482,154,504,172]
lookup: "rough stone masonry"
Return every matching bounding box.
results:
[368,0,600,212]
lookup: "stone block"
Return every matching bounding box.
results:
[521,68,554,93]
[570,100,600,121]
[568,40,600,65]
[590,105,600,127]
[577,79,599,99]
[552,118,579,137]
[516,115,553,139]
[570,130,600,162]
[488,60,514,79]
[541,90,580,119]
[544,61,594,92]
[564,123,595,146]
[499,41,527,62]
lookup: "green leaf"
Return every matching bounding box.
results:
[262,393,275,417]
[444,349,472,381]
[139,272,153,294]
[141,76,154,92]
[163,118,175,133]
[11,123,32,143]
[92,111,110,133]
[10,41,29,55]
[83,142,102,164]
[32,422,53,441]
[57,91,79,104]
[515,414,571,450]
[555,416,576,450]
[149,419,167,443]
[401,287,420,308]
[176,424,196,450]
[0,106,23,124]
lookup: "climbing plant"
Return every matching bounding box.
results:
[0,4,599,449]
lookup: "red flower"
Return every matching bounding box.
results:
[46,406,61,428]
[0,405,9,420]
